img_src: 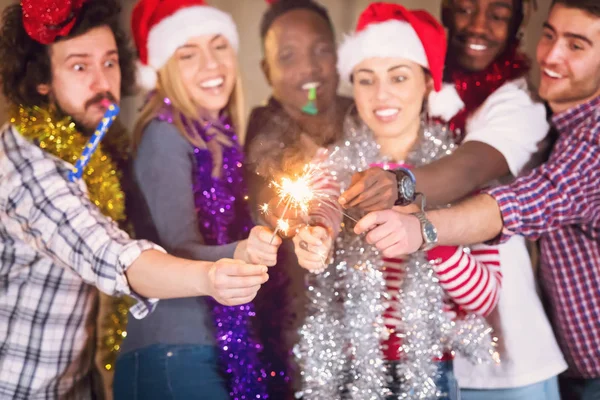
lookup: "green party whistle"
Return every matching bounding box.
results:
[302,87,318,115]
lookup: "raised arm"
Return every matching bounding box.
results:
[415,79,550,206]
[355,126,600,253]
[3,156,269,313]
[1,126,270,315]
[341,79,550,209]
[412,142,508,205]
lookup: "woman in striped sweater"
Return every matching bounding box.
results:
[292,4,502,399]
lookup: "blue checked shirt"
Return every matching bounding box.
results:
[488,95,600,378]
[0,124,162,399]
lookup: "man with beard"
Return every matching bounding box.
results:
[0,1,273,398]
[355,0,600,398]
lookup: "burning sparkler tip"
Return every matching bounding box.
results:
[260,203,270,215]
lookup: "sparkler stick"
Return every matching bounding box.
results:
[314,200,359,223]
[269,200,292,244]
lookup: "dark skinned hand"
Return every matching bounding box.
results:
[338,167,398,212]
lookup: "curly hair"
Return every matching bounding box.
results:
[0,0,136,108]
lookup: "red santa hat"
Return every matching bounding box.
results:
[337,2,464,121]
[131,0,239,90]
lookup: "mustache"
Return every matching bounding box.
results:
[84,92,117,110]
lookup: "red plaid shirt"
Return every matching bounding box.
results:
[488,94,600,378]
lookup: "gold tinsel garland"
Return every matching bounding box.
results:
[11,105,132,372]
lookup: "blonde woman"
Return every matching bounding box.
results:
[113,1,279,399]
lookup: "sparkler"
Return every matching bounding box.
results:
[275,219,290,237]
[260,203,270,216]
[261,159,358,245]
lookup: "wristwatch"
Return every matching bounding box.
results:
[392,167,416,206]
[412,211,438,251]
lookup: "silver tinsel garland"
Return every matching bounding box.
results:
[295,114,499,399]
[295,268,346,400]
[393,252,449,399]
[340,234,390,399]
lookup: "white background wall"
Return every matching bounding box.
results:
[0,0,551,128]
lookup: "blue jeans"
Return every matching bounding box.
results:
[386,360,459,400]
[560,376,600,400]
[113,344,229,400]
[460,375,560,400]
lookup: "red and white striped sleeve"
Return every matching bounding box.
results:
[427,244,502,317]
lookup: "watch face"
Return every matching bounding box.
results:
[423,222,438,243]
[401,176,415,201]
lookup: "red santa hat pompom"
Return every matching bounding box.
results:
[338,2,464,121]
[131,0,239,90]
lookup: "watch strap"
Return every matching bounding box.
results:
[412,211,437,251]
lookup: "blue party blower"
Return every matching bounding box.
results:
[69,101,120,182]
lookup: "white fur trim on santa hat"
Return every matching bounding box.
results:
[136,61,158,91]
[427,83,464,121]
[337,20,428,82]
[146,6,239,71]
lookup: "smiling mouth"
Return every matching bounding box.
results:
[543,68,564,79]
[200,77,224,89]
[467,43,487,51]
[301,81,321,90]
[455,35,493,54]
[375,108,399,117]
[373,108,400,122]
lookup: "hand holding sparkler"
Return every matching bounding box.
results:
[234,226,281,267]
[293,225,333,274]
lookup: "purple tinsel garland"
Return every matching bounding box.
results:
[157,97,271,399]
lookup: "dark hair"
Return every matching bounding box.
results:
[552,0,600,17]
[442,0,524,42]
[0,0,136,108]
[511,0,525,40]
[260,0,334,44]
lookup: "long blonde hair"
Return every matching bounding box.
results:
[133,56,246,153]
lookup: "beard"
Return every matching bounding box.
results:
[48,91,118,136]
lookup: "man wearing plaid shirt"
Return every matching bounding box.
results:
[355,0,600,399]
[0,1,277,399]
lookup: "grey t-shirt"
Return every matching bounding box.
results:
[121,120,237,354]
